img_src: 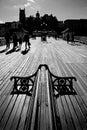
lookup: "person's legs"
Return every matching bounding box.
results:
[25,42,27,50]
[28,42,31,49]
[6,40,10,50]
[8,42,10,49]
[6,43,8,50]
[15,42,18,49]
[6,42,9,50]
[19,43,21,50]
[13,42,16,50]
[13,43,15,50]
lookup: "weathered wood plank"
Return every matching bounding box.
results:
[4,95,22,130]
[0,95,17,129]
[18,96,30,130]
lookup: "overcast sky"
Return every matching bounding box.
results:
[0,0,87,23]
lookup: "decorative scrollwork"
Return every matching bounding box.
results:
[10,64,77,97]
[10,73,37,96]
[49,75,77,98]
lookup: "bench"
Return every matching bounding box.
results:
[11,64,77,130]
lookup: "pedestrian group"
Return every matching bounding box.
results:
[5,31,31,51]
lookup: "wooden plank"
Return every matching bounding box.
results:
[59,58,87,120]
[39,69,47,130]
[0,56,26,93]
[57,97,68,130]
[37,67,54,130]
[57,56,87,129]
[10,95,26,130]
[30,70,40,130]
[0,96,12,123]
[0,52,35,129]
[61,96,75,130]
[50,42,87,130]
[0,95,17,129]
[18,96,30,130]
[4,95,22,130]
[69,95,87,130]
[65,96,82,130]
[68,64,87,92]
[46,70,54,130]
[0,54,32,97]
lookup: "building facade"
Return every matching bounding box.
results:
[64,19,87,36]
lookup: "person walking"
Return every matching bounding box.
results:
[71,32,74,43]
[18,36,22,50]
[67,33,69,44]
[5,31,10,50]
[13,32,18,50]
[24,33,31,50]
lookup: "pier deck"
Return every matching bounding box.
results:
[0,38,87,130]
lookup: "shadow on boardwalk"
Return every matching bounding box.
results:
[5,48,15,55]
[0,48,7,53]
[68,42,81,46]
[6,48,20,55]
[21,49,29,55]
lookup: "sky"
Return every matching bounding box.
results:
[0,0,87,23]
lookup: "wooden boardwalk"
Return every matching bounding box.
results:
[0,37,87,130]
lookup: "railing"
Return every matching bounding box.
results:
[74,36,87,44]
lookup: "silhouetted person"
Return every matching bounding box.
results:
[24,33,31,50]
[13,33,18,50]
[67,33,69,43]
[5,32,10,50]
[71,32,74,43]
[18,36,22,50]
[41,33,47,42]
[57,34,59,39]
[55,33,58,40]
